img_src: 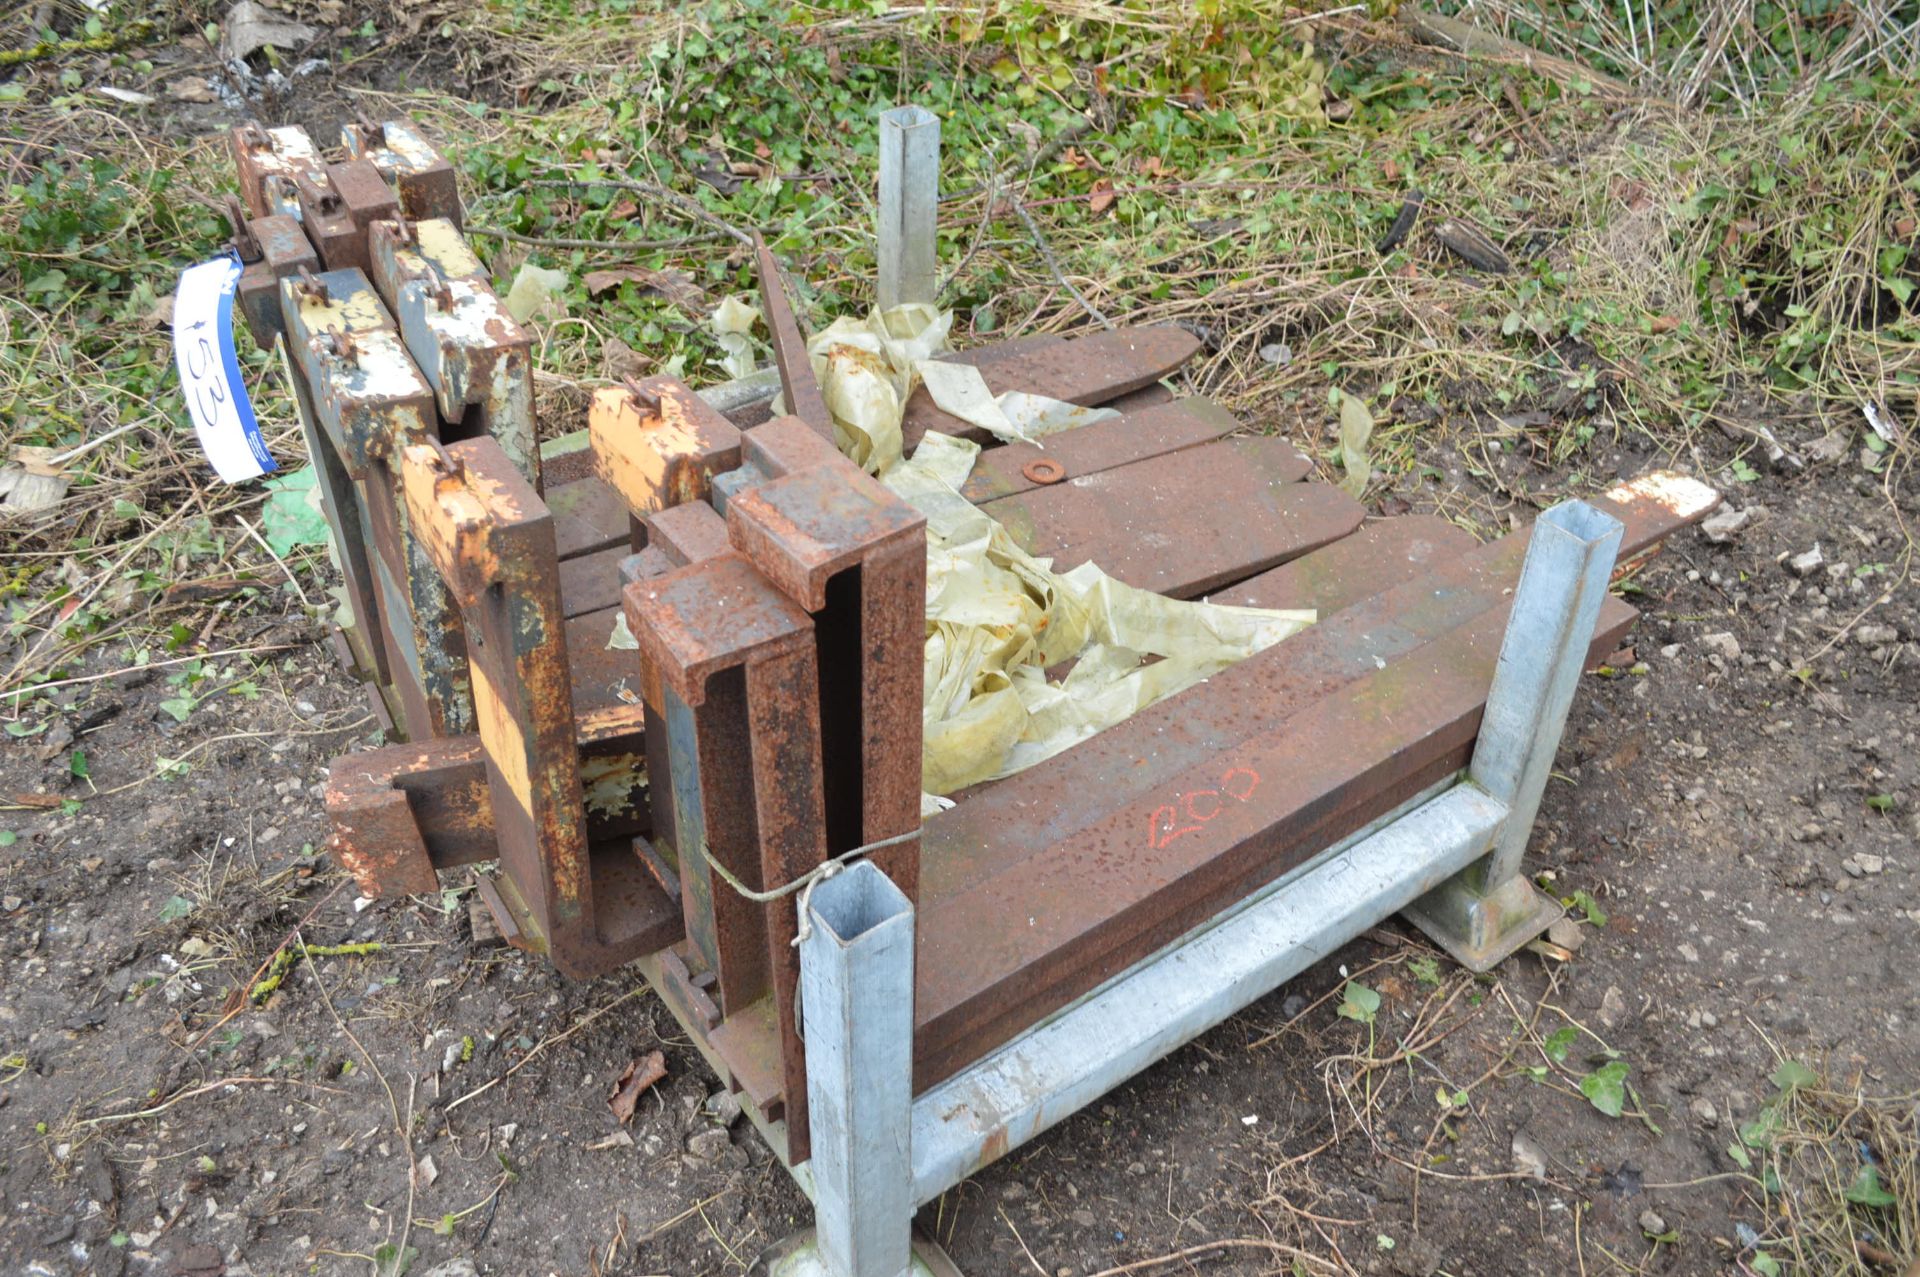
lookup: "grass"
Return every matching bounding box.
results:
[1733,1061,1919,1275]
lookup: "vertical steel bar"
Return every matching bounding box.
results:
[745,646,830,1162]
[801,860,916,1277]
[1401,498,1625,970]
[400,438,617,973]
[876,106,939,311]
[279,348,390,688]
[1469,499,1624,885]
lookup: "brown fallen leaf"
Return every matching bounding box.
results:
[602,335,653,382]
[582,265,710,315]
[608,1049,667,1125]
[167,77,218,104]
[586,1130,634,1151]
[1088,177,1116,215]
[9,793,64,809]
[1648,314,1680,334]
[1431,217,1511,274]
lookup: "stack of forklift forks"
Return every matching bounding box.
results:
[227,119,926,1158]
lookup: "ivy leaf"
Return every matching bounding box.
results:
[1566,889,1607,926]
[1580,1060,1630,1118]
[1844,1165,1897,1208]
[1543,1026,1578,1064]
[158,895,194,922]
[1769,1060,1818,1095]
[69,748,89,780]
[1336,980,1381,1025]
[260,467,330,556]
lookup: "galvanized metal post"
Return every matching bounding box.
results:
[876,106,939,311]
[801,860,915,1277]
[1403,499,1624,971]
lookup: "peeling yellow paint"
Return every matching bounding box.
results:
[415,217,485,281]
[469,658,534,813]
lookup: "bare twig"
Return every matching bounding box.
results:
[466,224,725,253]
[1011,195,1112,331]
[1086,1238,1344,1276]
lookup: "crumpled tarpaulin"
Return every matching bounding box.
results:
[797,307,1317,807]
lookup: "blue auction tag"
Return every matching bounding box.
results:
[173,253,276,483]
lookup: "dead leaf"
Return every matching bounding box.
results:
[1135,155,1171,179]
[691,155,744,196]
[413,1154,438,1188]
[583,266,710,315]
[607,1049,667,1125]
[1088,178,1117,216]
[602,335,652,382]
[1648,314,1680,334]
[220,0,318,61]
[9,793,63,809]
[586,1130,634,1151]
[1337,394,1374,499]
[606,197,639,221]
[166,77,218,103]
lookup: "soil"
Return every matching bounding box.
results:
[3,16,1918,1277]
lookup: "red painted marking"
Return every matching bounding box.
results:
[1183,789,1221,823]
[1147,766,1263,849]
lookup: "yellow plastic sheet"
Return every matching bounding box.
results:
[804,308,1316,801]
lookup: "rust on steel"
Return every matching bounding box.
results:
[235,214,319,349]
[980,436,1341,599]
[278,338,391,694]
[753,233,833,438]
[327,703,653,900]
[402,436,677,975]
[342,117,463,227]
[726,415,927,903]
[960,397,1245,503]
[907,474,1718,1087]
[1209,516,1479,613]
[229,122,327,219]
[1021,457,1065,485]
[548,476,634,560]
[630,504,775,1022]
[330,160,401,237]
[622,500,742,953]
[281,266,474,740]
[368,219,537,483]
[328,737,487,897]
[625,543,829,1158]
[899,324,1202,451]
[588,376,744,516]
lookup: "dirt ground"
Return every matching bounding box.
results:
[4,6,1919,1277]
